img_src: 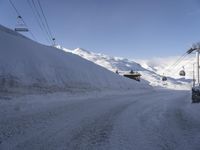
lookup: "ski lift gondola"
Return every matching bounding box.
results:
[14,16,29,32]
[179,66,186,76]
[162,76,167,81]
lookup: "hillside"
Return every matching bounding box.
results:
[60,47,192,90]
[0,25,148,94]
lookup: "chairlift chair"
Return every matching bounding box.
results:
[14,16,29,32]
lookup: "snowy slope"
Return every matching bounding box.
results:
[0,25,148,93]
[60,47,192,90]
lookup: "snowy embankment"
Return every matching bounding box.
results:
[0,25,149,94]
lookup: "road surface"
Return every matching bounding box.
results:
[0,89,200,150]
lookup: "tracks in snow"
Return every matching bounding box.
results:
[1,90,199,150]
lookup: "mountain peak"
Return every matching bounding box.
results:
[74,48,91,54]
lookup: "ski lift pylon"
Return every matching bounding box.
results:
[14,15,29,32]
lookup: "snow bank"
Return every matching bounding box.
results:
[0,25,148,93]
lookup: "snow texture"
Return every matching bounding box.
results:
[0,89,198,150]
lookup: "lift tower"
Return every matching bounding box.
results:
[187,45,200,86]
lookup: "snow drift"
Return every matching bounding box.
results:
[0,25,148,93]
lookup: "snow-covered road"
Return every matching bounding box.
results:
[0,89,200,150]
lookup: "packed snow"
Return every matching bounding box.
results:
[0,88,199,150]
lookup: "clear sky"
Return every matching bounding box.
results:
[1,0,200,59]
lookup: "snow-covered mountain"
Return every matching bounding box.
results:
[0,25,149,94]
[60,47,192,90]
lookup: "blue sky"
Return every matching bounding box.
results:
[1,0,200,59]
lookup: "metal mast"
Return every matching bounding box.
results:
[197,50,200,85]
[187,44,200,86]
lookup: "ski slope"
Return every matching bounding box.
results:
[0,25,148,94]
[60,47,192,90]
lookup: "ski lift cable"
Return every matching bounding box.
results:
[8,0,21,17]
[27,0,51,44]
[30,0,52,42]
[169,54,195,75]
[36,0,54,40]
[165,53,194,76]
[169,52,188,69]
[177,54,195,69]
[8,0,37,41]
[162,52,188,77]
[171,52,194,71]
[165,56,187,75]
[168,53,189,71]
[30,0,52,44]
[164,52,188,73]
